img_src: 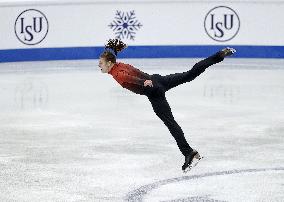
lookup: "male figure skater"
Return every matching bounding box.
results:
[98,39,236,172]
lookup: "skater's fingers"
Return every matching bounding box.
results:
[144,80,153,87]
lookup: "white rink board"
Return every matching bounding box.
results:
[0,1,284,49]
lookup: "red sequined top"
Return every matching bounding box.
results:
[108,62,150,94]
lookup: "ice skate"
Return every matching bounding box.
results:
[182,150,203,173]
[221,47,236,57]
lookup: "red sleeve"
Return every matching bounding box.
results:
[117,70,145,86]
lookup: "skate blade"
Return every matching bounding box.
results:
[183,156,203,174]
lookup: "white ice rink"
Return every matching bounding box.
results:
[0,58,284,202]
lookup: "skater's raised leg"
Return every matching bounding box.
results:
[162,47,236,91]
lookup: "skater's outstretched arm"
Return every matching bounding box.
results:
[116,70,145,86]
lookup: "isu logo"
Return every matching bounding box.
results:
[15,9,49,45]
[204,6,240,42]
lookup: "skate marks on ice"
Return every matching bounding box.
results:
[124,167,284,202]
[160,195,226,202]
[132,196,227,202]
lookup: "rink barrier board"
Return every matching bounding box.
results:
[1,45,284,63]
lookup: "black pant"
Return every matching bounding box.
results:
[144,52,224,156]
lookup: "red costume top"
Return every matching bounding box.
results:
[108,62,150,94]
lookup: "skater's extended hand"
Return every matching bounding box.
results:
[144,80,153,87]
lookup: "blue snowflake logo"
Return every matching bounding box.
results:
[109,10,142,40]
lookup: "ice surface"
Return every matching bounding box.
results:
[0,58,283,201]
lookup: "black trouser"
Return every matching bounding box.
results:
[144,52,224,156]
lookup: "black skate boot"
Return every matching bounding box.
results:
[220,47,236,57]
[182,150,203,173]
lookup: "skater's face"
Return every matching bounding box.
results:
[98,57,114,73]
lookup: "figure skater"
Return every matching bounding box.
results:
[98,39,236,172]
